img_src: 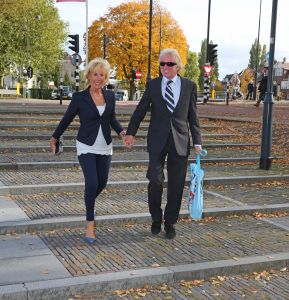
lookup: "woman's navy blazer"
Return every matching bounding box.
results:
[52,88,123,145]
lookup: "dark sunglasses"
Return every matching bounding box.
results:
[159,62,177,67]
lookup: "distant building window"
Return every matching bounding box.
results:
[275,67,283,76]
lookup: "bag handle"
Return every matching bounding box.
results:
[196,149,207,169]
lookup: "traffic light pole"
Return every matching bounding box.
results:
[75,55,79,92]
[25,34,29,98]
[203,0,211,104]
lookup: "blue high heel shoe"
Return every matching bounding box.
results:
[83,236,96,244]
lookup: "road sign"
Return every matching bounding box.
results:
[135,71,142,79]
[202,65,214,77]
[70,53,82,66]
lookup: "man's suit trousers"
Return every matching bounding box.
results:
[146,132,188,224]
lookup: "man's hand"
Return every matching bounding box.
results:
[124,135,135,149]
[194,145,202,154]
[50,137,58,155]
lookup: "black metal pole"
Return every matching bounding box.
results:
[146,0,153,85]
[253,0,262,100]
[159,9,162,55]
[103,34,107,59]
[203,0,211,104]
[25,34,29,98]
[206,0,211,63]
[259,0,278,170]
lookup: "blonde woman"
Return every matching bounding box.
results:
[50,58,125,244]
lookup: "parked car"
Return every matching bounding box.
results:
[51,89,59,100]
[62,86,72,100]
[115,89,129,101]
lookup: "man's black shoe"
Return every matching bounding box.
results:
[164,223,176,239]
[151,221,162,235]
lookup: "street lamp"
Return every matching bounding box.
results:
[259,0,278,170]
[146,0,153,85]
[253,0,262,101]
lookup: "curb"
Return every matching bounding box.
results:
[0,143,259,154]
[1,252,289,300]
[1,174,289,195]
[1,204,289,234]
[0,157,262,171]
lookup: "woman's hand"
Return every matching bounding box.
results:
[50,137,58,155]
[119,130,126,138]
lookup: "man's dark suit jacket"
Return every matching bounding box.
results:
[126,76,202,156]
[52,88,123,145]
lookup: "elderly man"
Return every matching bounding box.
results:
[124,48,202,239]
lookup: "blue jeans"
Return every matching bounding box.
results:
[78,153,111,221]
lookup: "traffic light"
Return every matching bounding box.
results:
[68,34,79,53]
[27,66,33,79]
[208,43,218,66]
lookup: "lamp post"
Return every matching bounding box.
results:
[146,0,153,85]
[253,0,262,100]
[259,0,278,170]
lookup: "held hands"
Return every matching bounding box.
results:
[124,135,135,150]
[49,137,58,155]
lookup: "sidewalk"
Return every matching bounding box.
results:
[0,99,289,299]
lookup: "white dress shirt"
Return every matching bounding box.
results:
[161,75,181,108]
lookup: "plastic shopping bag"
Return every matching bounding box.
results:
[188,149,207,220]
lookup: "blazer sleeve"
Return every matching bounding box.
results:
[52,94,79,139]
[126,85,151,136]
[188,82,202,145]
[109,93,123,135]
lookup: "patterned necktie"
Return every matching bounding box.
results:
[164,80,175,113]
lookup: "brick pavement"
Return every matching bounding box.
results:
[0,165,287,186]
[8,182,289,220]
[37,215,289,277]
[72,268,289,299]
[1,100,289,299]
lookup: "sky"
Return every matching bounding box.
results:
[56,0,289,79]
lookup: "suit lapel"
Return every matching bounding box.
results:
[102,90,110,115]
[85,89,99,115]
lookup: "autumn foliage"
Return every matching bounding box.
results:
[87,1,187,82]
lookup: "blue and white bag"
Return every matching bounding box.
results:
[188,149,207,220]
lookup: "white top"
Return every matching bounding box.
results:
[76,104,113,156]
[161,75,181,108]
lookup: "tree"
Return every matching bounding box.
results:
[248,39,267,70]
[0,0,67,85]
[184,49,199,89]
[240,68,254,94]
[87,1,187,96]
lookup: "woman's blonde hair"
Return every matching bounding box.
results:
[159,48,184,73]
[84,57,110,88]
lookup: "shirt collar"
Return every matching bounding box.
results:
[163,74,178,85]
